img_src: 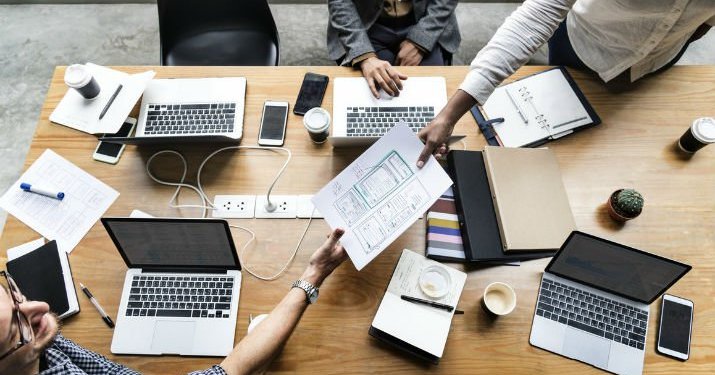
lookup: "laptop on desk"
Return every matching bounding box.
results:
[530,231,690,375]
[330,77,447,147]
[101,217,242,356]
[101,77,246,144]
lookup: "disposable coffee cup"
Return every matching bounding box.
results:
[481,282,517,316]
[678,117,715,153]
[303,107,331,144]
[64,64,101,100]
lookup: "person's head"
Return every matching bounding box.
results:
[0,271,59,374]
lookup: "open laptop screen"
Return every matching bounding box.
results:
[546,232,690,304]
[102,218,240,270]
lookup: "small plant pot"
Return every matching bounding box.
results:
[607,189,640,222]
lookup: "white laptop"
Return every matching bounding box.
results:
[530,231,690,375]
[330,77,447,147]
[104,77,246,144]
[101,218,243,356]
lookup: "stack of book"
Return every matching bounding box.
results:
[426,146,576,263]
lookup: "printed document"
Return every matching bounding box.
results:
[312,123,452,270]
[0,149,119,253]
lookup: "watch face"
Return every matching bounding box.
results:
[308,288,319,304]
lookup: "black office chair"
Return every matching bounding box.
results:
[157,0,280,66]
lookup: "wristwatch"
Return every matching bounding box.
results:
[291,279,319,304]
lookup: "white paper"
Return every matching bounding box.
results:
[372,249,466,358]
[0,149,120,253]
[50,63,155,134]
[312,123,453,270]
[6,238,79,319]
[483,68,593,147]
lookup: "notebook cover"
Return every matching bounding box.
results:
[425,188,467,262]
[6,240,70,315]
[482,146,576,252]
[447,150,554,261]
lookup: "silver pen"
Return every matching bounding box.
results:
[506,88,528,123]
[80,282,115,328]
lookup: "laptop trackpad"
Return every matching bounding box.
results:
[151,321,196,354]
[562,328,610,369]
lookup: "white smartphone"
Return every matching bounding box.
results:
[93,117,136,164]
[657,294,694,361]
[258,101,289,146]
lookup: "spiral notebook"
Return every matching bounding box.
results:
[473,67,600,148]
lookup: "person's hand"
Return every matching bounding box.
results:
[300,228,348,287]
[395,40,424,66]
[417,116,455,168]
[360,56,408,98]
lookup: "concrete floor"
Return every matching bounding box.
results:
[1,3,714,235]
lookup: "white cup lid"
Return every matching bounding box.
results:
[64,64,92,88]
[692,117,715,143]
[304,107,330,132]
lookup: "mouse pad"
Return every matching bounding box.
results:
[151,321,196,354]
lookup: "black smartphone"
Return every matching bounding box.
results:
[656,294,694,361]
[293,72,329,116]
[93,117,136,164]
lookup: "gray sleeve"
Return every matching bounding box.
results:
[407,0,458,52]
[459,0,576,104]
[328,0,376,65]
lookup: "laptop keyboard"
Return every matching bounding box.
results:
[346,106,434,136]
[125,275,234,319]
[144,103,235,135]
[536,278,648,350]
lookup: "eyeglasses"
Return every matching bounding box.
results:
[0,271,33,361]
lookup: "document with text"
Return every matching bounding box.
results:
[312,124,452,270]
[0,149,119,253]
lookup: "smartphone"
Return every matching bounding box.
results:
[258,101,289,146]
[656,294,694,361]
[93,117,136,164]
[293,73,329,116]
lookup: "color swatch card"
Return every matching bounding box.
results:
[426,188,465,261]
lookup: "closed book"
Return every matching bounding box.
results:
[448,150,553,261]
[482,146,576,252]
[6,240,79,319]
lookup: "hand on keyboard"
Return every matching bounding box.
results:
[360,56,408,98]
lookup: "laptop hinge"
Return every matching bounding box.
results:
[140,267,229,274]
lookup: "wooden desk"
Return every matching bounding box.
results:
[1,66,713,374]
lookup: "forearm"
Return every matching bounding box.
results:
[220,289,308,375]
[328,0,375,64]
[407,0,458,52]
[460,0,575,104]
[438,90,478,127]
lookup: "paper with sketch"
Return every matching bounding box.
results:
[372,249,466,358]
[50,63,155,134]
[0,149,119,253]
[312,123,453,270]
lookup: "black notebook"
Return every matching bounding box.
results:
[6,240,79,319]
[471,67,600,148]
[447,150,554,262]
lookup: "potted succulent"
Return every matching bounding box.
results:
[607,189,644,222]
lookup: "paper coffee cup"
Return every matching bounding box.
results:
[65,64,101,99]
[481,282,517,316]
[678,117,715,153]
[303,107,331,144]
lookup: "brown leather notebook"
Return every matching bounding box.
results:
[482,146,576,252]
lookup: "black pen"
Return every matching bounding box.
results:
[401,295,455,312]
[98,84,123,120]
[80,282,115,328]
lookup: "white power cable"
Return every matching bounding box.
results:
[145,146,308,281]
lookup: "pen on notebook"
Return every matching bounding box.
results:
[98,84,123,120]
[80,283,115,328]
[505,88,528,123]
[20,182,65,200]
[401,295,455,313]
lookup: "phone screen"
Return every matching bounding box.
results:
[294,73,329,115]
[260,105,288,140]
[97,120,134,157]
[659,299,693,355]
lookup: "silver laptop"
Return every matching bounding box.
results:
[330,77,447,147]
[101,218,243,356]
[109,77,246,144]
[530,231,690,375]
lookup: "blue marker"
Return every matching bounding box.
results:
[20,182,65,200]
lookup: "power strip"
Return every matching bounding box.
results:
[212,195,324,219]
